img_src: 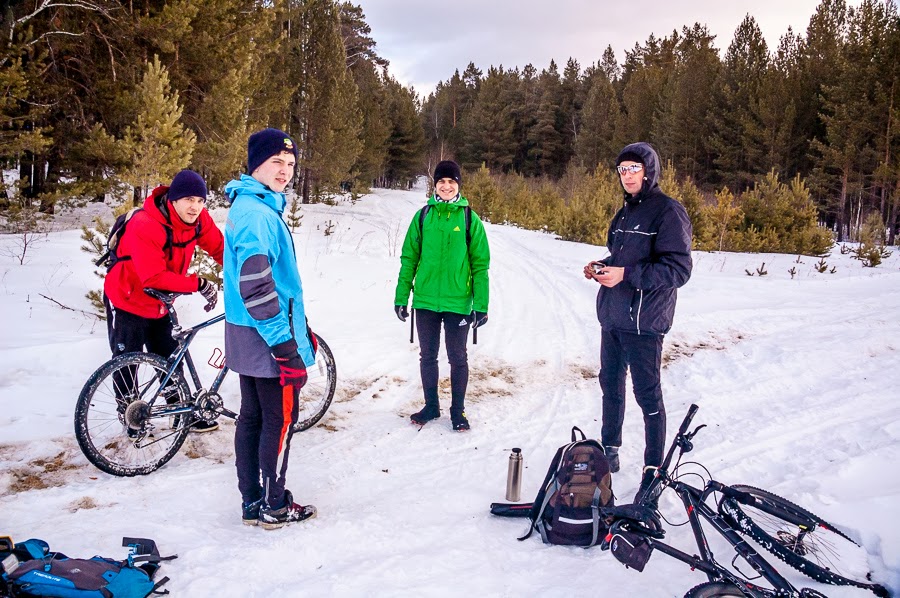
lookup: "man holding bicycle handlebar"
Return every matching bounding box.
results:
[584,142,692,504]
[103,169,224,433]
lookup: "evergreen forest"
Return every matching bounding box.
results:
[2,0,899,255]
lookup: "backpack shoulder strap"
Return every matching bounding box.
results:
[415,205,430,257]
[464,205,472,247]
[518,442,571,542]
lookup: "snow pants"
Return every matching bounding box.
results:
[104,294,177,358]
[599,328,666,468]
[415,309,471,416]
[235,374,300,509]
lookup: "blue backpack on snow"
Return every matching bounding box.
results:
[0,536,174,598]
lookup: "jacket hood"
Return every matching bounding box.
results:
[617,142,661,200]
[224,174,287,214]
[142,185,202,232]
[427,194,469,209]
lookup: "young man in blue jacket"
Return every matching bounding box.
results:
[583,142,692,504]
[223,128,317,529]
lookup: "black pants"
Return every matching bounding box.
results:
[599,329,666,468]
[416,309,471,415]
[105,295,178,404]
[235,374,300,509]
[104,294,177,358]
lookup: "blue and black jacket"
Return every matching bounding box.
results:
[596,142,693,336]
[223,175,315,377]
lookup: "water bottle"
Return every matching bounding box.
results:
[506,448,523,502]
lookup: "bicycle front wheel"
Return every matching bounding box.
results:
[293,333,336,432]
[722,485,887,595]
[74,352,193,476]
[683,582,745,598]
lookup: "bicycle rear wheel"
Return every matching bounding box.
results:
[722,485,887,596]
[75,352,193,476]
[293,333,336,432]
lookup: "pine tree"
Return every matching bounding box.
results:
[340,2,390,191]
[576,73,621,171]
[652,24,719,183]
[461,66,516,172]
[527,60,565,177]
[812,0,887,241]
[382,77,424,187]
[292,0,363,203]
[707,15,770,191]
[120,56,196,202]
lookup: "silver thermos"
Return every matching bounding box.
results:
[506,448,523,502]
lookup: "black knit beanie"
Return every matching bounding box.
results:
[247,128,298,175]
[616,150,644,166]
[168,169,207,202]
[433,160,462,185]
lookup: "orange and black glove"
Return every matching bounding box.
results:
[270,339,308,391]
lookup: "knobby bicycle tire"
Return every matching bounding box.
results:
[292,334,336,432]
[683,582,745,598]
[75,352,193,476]
[722,485,888,596]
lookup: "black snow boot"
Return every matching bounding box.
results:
[410,403,441,425]
[604,446,620,473]
[451,411,470,432]
[634,466,662,508]
[450,390,469,431]
[411,389,441,425]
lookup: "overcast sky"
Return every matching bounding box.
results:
[356,0,862,98]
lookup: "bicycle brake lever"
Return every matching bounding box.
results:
[686,424,707,441]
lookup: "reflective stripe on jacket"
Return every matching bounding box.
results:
[223,175,314,377]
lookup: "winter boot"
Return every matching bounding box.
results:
[450,391,469,431]
[190,419,219,433]
[451,411,470,432]
[411,389,441,425]
[259,490,317,530]
[604,446,620,473]
[242,498,263,526]
[634,466,662,507]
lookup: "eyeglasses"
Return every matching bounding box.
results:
[616,164,644,175]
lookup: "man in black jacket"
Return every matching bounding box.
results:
[583,142,692,503]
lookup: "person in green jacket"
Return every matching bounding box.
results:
[394,160,491,431]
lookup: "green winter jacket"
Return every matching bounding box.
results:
[394,195,490,315]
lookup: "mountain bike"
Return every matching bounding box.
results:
[600,404,890,598]
[75,289,336,477]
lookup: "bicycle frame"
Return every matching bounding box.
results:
[639,480,800,597]
[621,405,806,597]
[140,289,236,420]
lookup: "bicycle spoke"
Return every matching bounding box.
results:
[75,353,192,476]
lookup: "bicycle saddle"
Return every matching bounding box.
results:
[600,504,665,538]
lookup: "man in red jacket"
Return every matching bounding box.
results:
[103,169,225,432]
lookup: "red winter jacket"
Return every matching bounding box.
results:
[104,185,225,318]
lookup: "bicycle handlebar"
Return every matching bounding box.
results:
[659,403,699,474]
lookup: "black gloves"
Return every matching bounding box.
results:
[198,278,218,312]
[270,339,308,390]
[394,304,409,322]
[472,311,488,329]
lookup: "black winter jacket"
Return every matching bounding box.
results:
[596,142,693,335]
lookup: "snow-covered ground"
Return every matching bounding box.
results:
[1,184,898,597]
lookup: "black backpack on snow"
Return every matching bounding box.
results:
[518,427,615,547]
[95,205,202,271]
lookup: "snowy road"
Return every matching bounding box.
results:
[1,186,898,597]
